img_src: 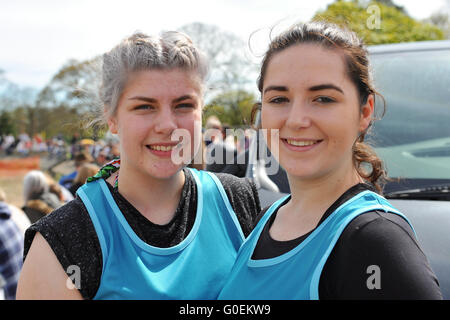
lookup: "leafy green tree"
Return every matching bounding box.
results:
[0,110,16,135]
[313,0,445,44]
[34,57,103,140]
[204,90,256,127]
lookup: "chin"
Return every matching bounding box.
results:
[146,162,184,179]
[281,161,324,181]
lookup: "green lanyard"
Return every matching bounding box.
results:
[86,158,121,188]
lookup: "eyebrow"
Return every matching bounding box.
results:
[263,86,288,94]
[309,84,344,94]
[263,84,344,95]
[129,95,194,103]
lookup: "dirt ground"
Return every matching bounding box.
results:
[0,171,27,208]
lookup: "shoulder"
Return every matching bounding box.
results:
[24,197,93,260]
[330,210,421,265]
[212,172,258,197]
[23,197,102,299]
[321,210,442,299]
[211,172,260,211]
[340,210,417,249]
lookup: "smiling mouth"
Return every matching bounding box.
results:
[284,139,323,147]
[146,143,182,152]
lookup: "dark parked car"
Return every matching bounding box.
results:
[241,40,450,299]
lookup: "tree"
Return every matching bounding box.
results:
[204,90,256,127]
[364,0,406,14]
[0,73,38,112]
[34,57,103,139]
[177,23,259,102]
[0,110,15,135]
[425,11,450,39]
[313,0,445,45]
[36,57,101,112]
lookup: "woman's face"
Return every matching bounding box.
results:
[261,44,373,182]
[108,69,203,179]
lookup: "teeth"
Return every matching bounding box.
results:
[149,145,174,151]
[286,139,318,147]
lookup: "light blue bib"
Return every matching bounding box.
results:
[218,190,415,300]
[77,168,244,300]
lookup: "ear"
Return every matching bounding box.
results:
[106,112,118,135]
[105,105,118,134]
[359,94,374,132]
[107,116,118,134]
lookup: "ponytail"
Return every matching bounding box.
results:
[353,132,387,194]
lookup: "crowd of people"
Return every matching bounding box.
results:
[0,133,55,157]
[0,131,121,164]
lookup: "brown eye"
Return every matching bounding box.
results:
[176,103,194,109]
[269,97,289,104]
[134,104,154,110]
[315,96,336,104]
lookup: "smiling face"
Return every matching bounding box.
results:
[108,69,203,179]
[261,43,373,183]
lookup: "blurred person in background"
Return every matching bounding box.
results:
[22,170,62,223]
[59,151,94,190]
[45,174,74,204]
[0,187,24,300]
[0,188,30,235]
[68,163,100,196]
[205,116,237,173]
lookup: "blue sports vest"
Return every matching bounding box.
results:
[218,190,416,300]
[77,168,245,300]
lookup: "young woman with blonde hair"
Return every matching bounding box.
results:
[17,31,260,300]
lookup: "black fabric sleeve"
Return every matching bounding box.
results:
[213,172,261,238]
[319,211,443,300]
[23,199,102,300]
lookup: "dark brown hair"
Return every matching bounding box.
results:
[255,21,387,193]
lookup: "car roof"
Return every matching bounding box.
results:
[368,40,450,55]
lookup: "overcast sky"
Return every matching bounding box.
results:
[0,0,447,91]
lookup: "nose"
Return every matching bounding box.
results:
[154,107,177,135]
[284,100,312,130]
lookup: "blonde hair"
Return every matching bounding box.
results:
[92,31,209,127]
[74,163,100,185]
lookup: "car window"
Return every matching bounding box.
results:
[368,48,450,181]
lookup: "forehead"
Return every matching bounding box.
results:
[121,69,203,99]
[264,44,349,89]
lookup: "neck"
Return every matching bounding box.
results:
[286,166,363,218]
[117,162,185,225]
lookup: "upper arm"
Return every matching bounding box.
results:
[320,212,443,300]
[16,232,83,300]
